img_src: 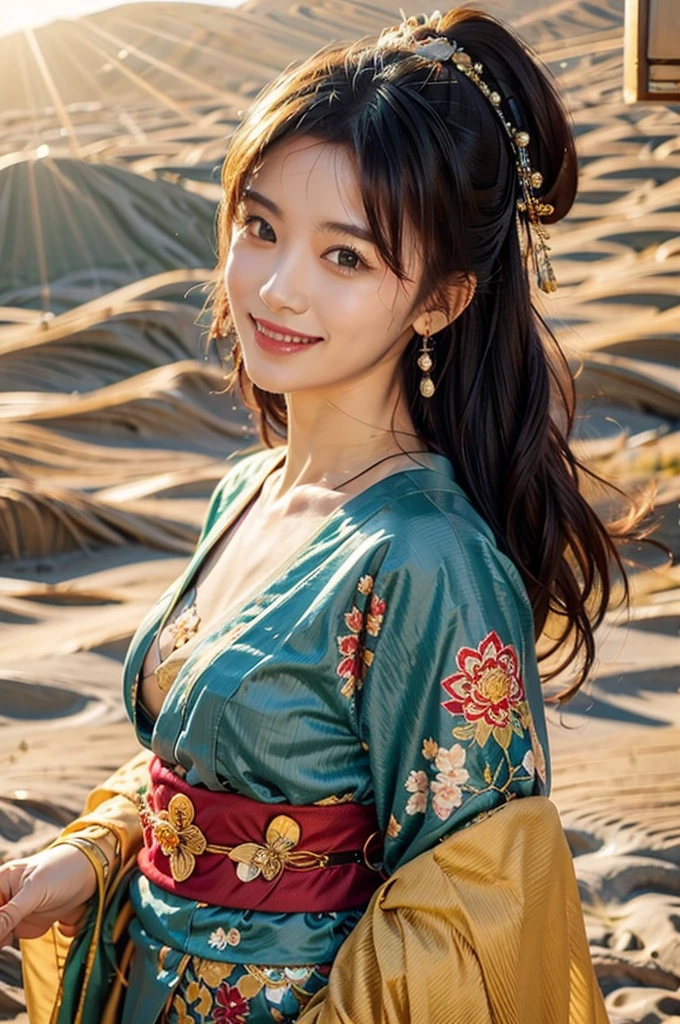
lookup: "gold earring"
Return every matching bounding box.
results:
[417,312,435,398]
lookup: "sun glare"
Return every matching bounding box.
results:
[0,0,244,37]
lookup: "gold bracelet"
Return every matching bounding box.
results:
[76,824,121,871]
[55,835,112,885]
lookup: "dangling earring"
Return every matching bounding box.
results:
[417,312,435,398]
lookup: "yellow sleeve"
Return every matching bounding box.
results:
[299,797,608,1024]
[20,750,152,1024]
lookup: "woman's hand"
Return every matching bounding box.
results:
[0,840,110,947]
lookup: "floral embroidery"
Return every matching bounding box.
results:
[441,629,527,749]
[404,743,470,821]
[336,574,386,699]
[528,718,547,784]
[366,591,386,637]
[314,792,355,805]
[404,769,429,815]
[386,814,402,838]
[170,957,327,1022]
[357,574,374,595]
[422,737,438,760]
[430,744,470,820]
[208,927,229,951]
[194,959,235,988]
[166,600,201,649]
[214,982,250,1024]
[208,927,241,951]
[140,792,207,882]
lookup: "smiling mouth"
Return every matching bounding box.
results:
[252,317,322,344]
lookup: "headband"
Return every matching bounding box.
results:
[379,12,558,294]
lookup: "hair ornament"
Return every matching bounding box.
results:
[386,11,558,294]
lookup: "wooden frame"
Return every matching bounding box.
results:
[624,0,680,103]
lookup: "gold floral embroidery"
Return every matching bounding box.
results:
[422,737,438,760]
[173,958,324,1023]
[228,815,301,882]
[404,718,538,825]
[227,814,331,882]
[314,792,355,805]
[193,959,235,988]
[142,792,208,882]
[166,601,201,648]
[357,574,374,595]
[153,599,202,693]
[386,814,402,838]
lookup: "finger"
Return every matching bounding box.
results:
[0,880,41,946]
[56,902,89,927]
[56,907,88,937]
[55,920,84,938]
[0,909,16,948]
[13,920,52,940]
[0,861,26,904]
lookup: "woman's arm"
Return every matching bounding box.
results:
[299,797,609,1023]
[299,517,600,1020]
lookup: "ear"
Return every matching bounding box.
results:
[412,273,477,335]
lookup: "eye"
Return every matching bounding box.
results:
[242,214,276,242]
[324,246,372,275]
[237,213,372,276]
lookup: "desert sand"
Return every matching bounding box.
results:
[0,0,679,1020]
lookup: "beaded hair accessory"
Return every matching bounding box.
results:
[381,11,558,294]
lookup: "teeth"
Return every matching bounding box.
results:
[256,321,318,344]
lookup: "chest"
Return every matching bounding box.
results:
[127,524,384,804]
[138,499,344,721]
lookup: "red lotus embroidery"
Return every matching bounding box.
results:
[336,606,374,699]
[336,576,385,699]
[441,629,526,749]
[366,592,386,637]
[214,981,250,1024]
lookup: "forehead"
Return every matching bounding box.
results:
[243,134,423,283]
[246,136,364,217]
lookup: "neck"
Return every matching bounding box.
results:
[275,381,426,494]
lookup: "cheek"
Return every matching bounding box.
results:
[336,272,404,336]
[224,245,247,306]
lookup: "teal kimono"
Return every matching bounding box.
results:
[119,444,551,1023]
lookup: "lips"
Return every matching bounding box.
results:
[251,315,322,343]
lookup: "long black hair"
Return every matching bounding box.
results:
[206,7,660,700]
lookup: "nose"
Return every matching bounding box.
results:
[259,247,309,316]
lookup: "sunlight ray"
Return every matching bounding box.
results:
[70,23,199,124]
[24,27,81,158]
[82,18,245,106]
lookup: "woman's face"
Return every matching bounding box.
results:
[224,135,425,397]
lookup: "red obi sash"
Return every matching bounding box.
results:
[136,756,385,913]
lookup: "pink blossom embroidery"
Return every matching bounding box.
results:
[404,769,429,815]
[404,744,470,821]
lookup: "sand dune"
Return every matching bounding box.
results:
[1,0,679,1020]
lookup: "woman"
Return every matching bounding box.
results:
[2,7,652,1022]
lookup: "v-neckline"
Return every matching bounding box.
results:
[133,446,453,732]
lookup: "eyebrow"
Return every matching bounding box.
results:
[242,187,376,245]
